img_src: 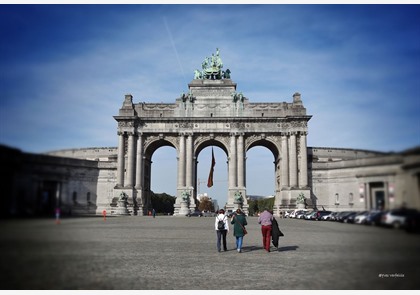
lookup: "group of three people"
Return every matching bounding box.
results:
[215,208,282,253]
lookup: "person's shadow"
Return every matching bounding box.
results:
[277,245,299,252]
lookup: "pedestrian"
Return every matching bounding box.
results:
[271,211,284,250]
[231,208,247,253]
[215,209,229,252]
[152,208,156,218]
[258,207,273,252]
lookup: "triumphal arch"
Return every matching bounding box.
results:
[113,49,311,216]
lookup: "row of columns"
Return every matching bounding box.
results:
[116,131,144,189]
[116,130,308,196]
[280,132,308,189]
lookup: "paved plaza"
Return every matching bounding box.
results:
[0,215,419,290]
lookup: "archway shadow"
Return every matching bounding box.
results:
[277,245,299,252]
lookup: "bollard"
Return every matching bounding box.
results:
[102,210,107,221]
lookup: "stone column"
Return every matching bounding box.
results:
[116,132,125,187]
[299,132,308,188]
[289,132,298,188]
[125,132,136,187]
[229,134,237,188]
[186,134,193,189]
[178,134,186,187]
[237,134,245,188]
[281,133,289,188]
[135,134,144,190]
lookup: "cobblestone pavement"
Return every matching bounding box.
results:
[0,216,419,290]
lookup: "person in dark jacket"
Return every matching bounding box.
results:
[231,209,247,253]
[271,215,284,249]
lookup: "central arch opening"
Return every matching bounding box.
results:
[196,146,228,211]
[246,146,276,199]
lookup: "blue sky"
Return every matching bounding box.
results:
[1,4,419,205]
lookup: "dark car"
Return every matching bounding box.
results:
[343,211,358,223]
[187,211,202,217]
[405,210,420,233]
[366,211,385,226]
[336,211,352,222]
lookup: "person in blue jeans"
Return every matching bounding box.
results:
[231,209,247,253]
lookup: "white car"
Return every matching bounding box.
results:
[290,209,309,219]
[354,211,371,224]
[381,209,418,229]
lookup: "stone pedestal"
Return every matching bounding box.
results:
[116,199,130,215]
[233,201,243,211]
[297,203,306,209]
[177,201,190,217]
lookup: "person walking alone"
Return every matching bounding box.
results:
[215,209,229,252]
[231,209,247,253]
[258,208,273,252]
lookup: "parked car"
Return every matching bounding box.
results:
[304,211,318,220]
[321,211,336,221]
[284,210,293,218]
[405,210,420,233]
[343,211,358,223]
[316,210,332,221]
[381,208,419,229]
[335,211,352,222]
[296,210,310,219]
[365,211,385,226]
[290,209,309,218]
[187,211,203,217]
[354,211,371,224]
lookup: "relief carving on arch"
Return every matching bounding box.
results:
[118,120,136,128]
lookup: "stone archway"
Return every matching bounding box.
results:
[112,49,312,216]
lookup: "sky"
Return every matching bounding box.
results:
[1,4,419,205]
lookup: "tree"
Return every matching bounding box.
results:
[257,197,274,212]
[247,199,259,216]
[150,192,176,215]
[197,197,215,212]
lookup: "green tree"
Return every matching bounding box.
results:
[150,192,176,215]
[247,199,259,216]
[257,197,274,212]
